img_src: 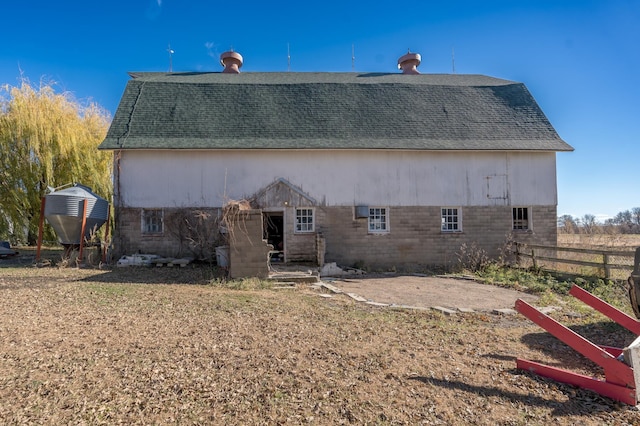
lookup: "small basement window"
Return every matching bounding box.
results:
[512,207,530,231]
[295,208,314,233]
[142,209,164,234]
[441,207,461,232]
[368,207,389,233]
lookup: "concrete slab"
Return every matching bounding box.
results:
[347,293,368,302]
[322,275,538,311]
[493,308,518,315]
[320,282,343,294]
[432,306,457,316]
[366,301,391,307]
[390,305,431,312]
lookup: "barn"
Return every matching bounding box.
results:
[98,50,573,271]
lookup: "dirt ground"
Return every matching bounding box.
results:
[322,274,538,311]
[1,263,639,425]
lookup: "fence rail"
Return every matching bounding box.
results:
[514,243,637,280]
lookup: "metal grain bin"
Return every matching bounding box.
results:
[44,184,109,245]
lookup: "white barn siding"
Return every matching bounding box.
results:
[116,150,557,208]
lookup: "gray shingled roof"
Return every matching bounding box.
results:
[99,72,573,152]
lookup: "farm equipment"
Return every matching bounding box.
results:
[36,183,110,263]
[514,247,640,406]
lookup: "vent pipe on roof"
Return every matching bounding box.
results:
[397,51,421,74]
[220,51,243,73]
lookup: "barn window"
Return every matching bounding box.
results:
[441,207,461,232]
[512,207,530,231]
[368,207,389,233]
[295,208,314,233]
[142,209,164,234]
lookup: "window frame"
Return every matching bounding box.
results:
[141,208,164,235]
[294,207,315,233]
[441,207,462,233]
[512,207,531,231]
[368,207,390,234]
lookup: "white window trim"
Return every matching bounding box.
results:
[141,208,164,235]
[441,207,462,233]
[368,207,390,234]
[294,207,315,233]
[512,206,532,231]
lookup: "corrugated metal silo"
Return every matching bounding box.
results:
[44,184,109,245]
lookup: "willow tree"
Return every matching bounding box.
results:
[0,79,112,244]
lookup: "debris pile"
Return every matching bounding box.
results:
[116,254,193,268]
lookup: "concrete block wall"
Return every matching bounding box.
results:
[112,204,557,272]
[286,233,316,262]
[111,207,222,260]
[283,207,317,262]
[316,233,326,266]
[317,205,557,271]
[228,210,272,279]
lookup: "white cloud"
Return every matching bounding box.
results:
[145,0,162,20]
[205,42,219,59]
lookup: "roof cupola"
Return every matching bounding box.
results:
[397,50,421,74]
[220,51,243,73]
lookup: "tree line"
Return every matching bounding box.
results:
[558,208,640,234]
[0,79,112,245]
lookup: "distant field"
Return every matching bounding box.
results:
[558,234,640,249]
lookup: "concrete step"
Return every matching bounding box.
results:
[268,273,320,284]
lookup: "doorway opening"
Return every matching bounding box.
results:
[263,211,284,262]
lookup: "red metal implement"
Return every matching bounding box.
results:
[515,285,639,406]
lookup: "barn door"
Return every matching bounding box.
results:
[263,211,284,263]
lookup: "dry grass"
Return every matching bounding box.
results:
[558,234,640,249]
[0,265,639,425]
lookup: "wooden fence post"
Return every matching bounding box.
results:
[505,243,635,279]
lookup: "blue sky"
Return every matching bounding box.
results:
[2,0,638,221]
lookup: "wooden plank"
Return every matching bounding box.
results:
[516,243,635,257]
[517,253,631,270]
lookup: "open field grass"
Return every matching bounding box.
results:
[1,264,639,425]
[558,234,640,249]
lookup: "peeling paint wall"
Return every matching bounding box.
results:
[115,150,557,208]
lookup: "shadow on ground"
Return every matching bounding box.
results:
[410,372,625,417]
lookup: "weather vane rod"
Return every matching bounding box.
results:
[352,44,355,71]
[167,43,175,73]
